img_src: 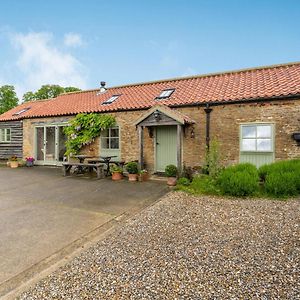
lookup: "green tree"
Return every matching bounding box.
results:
[22,85,81,102]
[0,85,19,114]
[64,86,81,93]
[22,91,36,102]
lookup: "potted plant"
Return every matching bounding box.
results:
[25,157,35,167]
[126,161,139,181]
[139,169,149,182]
[165,164,178,186]
[110,165,123,181]
[9,155,19,168]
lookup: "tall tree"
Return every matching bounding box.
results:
[0,85,19,114]
[22,85,81,102]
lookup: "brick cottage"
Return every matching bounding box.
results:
[0,62,299,173]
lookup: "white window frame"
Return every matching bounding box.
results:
[156,88,175,99]
[102,95,120,105]
[240,123,274,153]
[100,127,120,150]
[0,128,11,143]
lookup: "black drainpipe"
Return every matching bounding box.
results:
[204,104,213,150]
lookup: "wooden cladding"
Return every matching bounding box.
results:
[0,121,23,159]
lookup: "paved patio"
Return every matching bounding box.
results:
[0,166,167,296]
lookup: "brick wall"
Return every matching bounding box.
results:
[179,99,300,169]
[22,98,300,171]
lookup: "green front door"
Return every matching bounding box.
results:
[155,126,177,172]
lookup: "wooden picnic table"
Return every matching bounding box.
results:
[62,162,104,179]
[87,156,124,176]
[73,155,93,163]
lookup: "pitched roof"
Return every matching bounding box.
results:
[134,104,195,126]
[1,61,300,121]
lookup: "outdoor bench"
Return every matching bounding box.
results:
[62,162,104,179]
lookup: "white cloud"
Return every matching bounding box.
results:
[11,32,87,98]
[64,33,83,47]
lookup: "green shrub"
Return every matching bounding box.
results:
[177,177,191,186]
[265,172,298,197]
[189,175,220,195]
[258,164,271,182]
[203,140,223,178]
[165,164,177,177]
[258,159,300,197]
[126,161,138,174]
[259,160,300,182]
[217,163,259,197]
[110,165,123,173]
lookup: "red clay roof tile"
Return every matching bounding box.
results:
[1,62,300,121]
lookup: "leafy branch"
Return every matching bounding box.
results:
[63,113,116,156]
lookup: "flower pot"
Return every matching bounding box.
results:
[112,172,123,181]
[10,161,19,168]
[128,174,138,181]
[167,177,177,186]
[139,173,149,182]
[26,161,34,167]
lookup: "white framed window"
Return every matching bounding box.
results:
[101,127,120,150]
[102,95,121,105]
[0,128,11,143]
[156,88,175,99]
[240,124,273,152]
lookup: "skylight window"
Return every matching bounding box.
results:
[13,107,31,116]
[102,95,121,105]
[156,88,175,99]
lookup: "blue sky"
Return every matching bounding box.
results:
[0,0,300,98]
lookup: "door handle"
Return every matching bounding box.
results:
[156,142,159,145]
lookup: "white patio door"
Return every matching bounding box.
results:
[35,125,67,165]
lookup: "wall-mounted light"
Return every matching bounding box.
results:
[292,132,300,145]
[154,110,161,121]
[147,127,154,138]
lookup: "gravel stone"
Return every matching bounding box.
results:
[18,192,300,299]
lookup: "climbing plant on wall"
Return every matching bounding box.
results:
[63,113,116,156]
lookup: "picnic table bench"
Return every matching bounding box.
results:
[87,156,125,176]
[62,162,104,179]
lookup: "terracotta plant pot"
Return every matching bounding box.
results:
[167,177,177,186]
[112,172,123,181]
[128,174,138,182]
[139,173,149,182]
[10,161,19,168]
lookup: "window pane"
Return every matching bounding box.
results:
[110,138,119,149]
[0,129,3,142]
[257,125,271,138]
[101,138,109,149]
[6,129,11,142]
[257,139,272,151]
[101,129,109,138]
[242,126,256,138]
[242,139,256,151]
[110,128,119,137]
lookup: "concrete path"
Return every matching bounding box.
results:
[0,166,167,296]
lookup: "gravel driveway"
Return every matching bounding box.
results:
[18,192,300,299]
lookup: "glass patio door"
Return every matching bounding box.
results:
[45,127,56,163]
[35,125,67,165]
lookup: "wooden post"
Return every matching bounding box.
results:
[138,126,144,169]
[177,124,182,175]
